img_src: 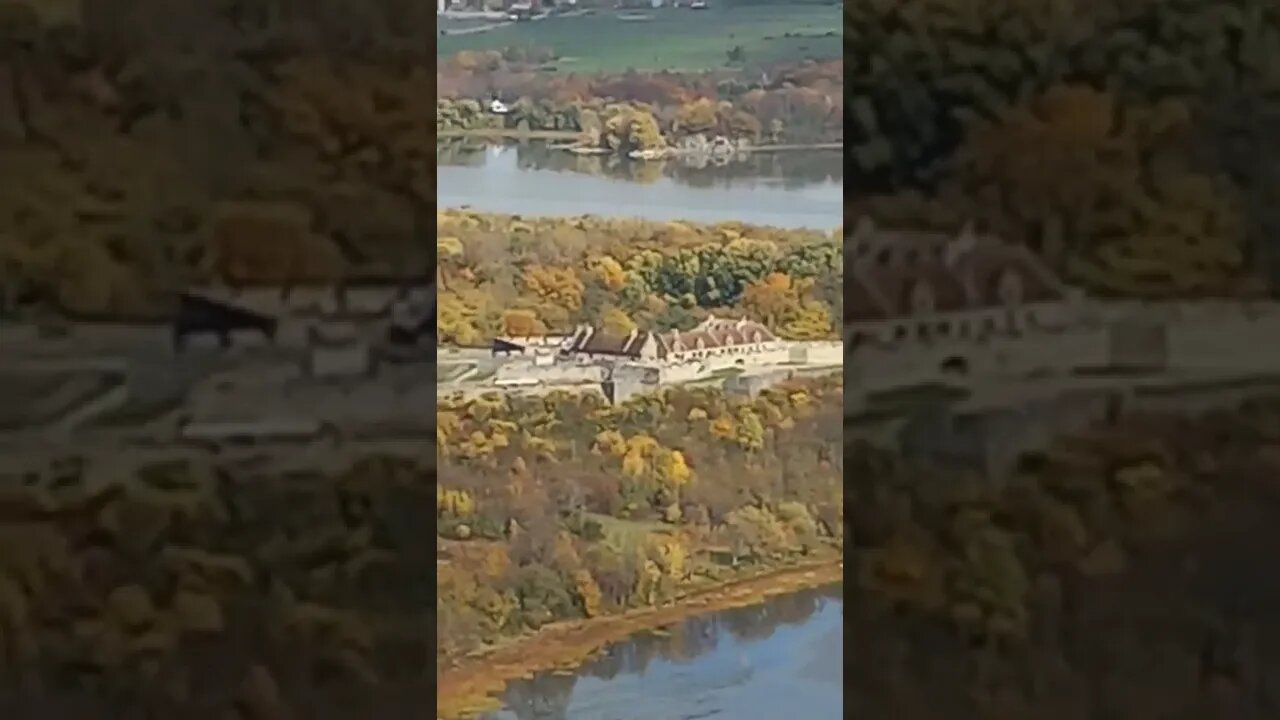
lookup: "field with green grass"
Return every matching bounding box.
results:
[438,3,840,73]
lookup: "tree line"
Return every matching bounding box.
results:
[849,396,1280,717]
[845,0,1280,297]
[438,52,843,146]
[437,210,841,345]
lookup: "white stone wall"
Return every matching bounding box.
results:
[307,343,370,378]
[656,360,709,384]
[846,325,1113,393]
[494,360,607,385]
[1165,311,1280,372]
[789,341,842,365]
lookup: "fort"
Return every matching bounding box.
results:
[486,315,797,390]
[842,218,1280,480]
[6,219,1280,477]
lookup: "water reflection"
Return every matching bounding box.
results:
[436,142,842,229]
[485,585,843,720]
[436,140,843,189]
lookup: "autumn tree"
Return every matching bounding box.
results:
[501,308,547,337]
[953,86,1146,266]
[601,307,637,338]
[741,272,798,328]
[602,105,666,153]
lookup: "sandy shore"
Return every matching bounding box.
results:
[436,555,843,719]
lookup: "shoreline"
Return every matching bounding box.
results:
[437,128,581,141]
[436,130,841,156]
[436,555,843,719]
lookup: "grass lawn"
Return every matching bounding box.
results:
[438,3,840,73]
[584,512,675,549]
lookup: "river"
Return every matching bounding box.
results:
[482,584,843,720]
[436,141,843,230]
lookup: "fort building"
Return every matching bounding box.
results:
[845,218,1082,349]
[558,315,782,365]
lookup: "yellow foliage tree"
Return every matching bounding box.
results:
[603,106,666,153]
[742,272,798,328]
[621,434,660,479]
[736,409,766,452]
[601,307,637,338]
[676,97,718,134]
[1069,167,1245,298]
[437,488,475,518]
[593,429,627,456]
[501,308,547,337]
[710,415,737,440]
[588,255,627,290]
[656,450,693,489]
[438,292,483,345]
[782,302,833,340]
[522,264,585,313]
[437,236,464,260]
[573,569,604,618]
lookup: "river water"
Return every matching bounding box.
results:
[436,141,843,231]
[482,584,843,720]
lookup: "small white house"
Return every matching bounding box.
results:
[489,99,510,114]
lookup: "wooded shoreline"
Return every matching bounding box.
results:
[436,555,843,719]
[436,128,841,156]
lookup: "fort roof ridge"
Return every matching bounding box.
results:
[845,217,1072,321]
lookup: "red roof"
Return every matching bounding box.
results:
[845,223,1068,321]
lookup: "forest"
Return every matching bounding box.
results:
[844,0,1280,297]
[0,452,435,717]
[849,397,1280,718]
[437,375,844,660]
[0,1,440,319]
[437,52,844,148]
[436,210,841,345]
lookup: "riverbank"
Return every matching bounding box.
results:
[436,555,844,719]
[625,142,843,160]
[437,128,582,141]
[438,131,841,157]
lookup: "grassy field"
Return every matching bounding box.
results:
[584,512,674,548]
[438,3,841,73]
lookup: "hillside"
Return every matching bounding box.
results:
[844,0,1280,297]
[0,0,439,319]
[850,400,1280,718]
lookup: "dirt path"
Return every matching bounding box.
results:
[436,556,843,719]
